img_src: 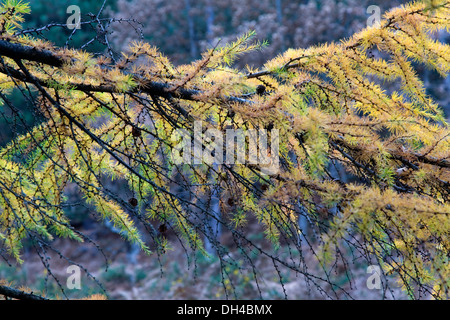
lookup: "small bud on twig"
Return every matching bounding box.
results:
[128,197,138,207]
[132,127,141,137]
[256,85,266,96]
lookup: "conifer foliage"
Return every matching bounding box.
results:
[0,0,449,299]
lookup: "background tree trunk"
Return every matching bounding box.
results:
[184,0,198,59]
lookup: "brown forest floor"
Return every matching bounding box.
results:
[0,219,411,300]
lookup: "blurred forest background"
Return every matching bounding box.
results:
[0,0,449,299]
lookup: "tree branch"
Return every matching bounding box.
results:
[0,40,64,67]
[0,39,252,104]
[0,285,48,300]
